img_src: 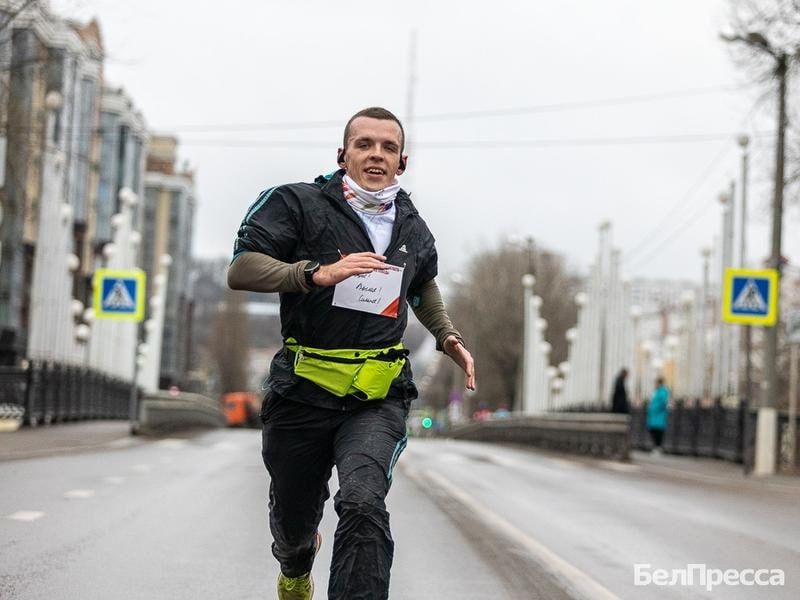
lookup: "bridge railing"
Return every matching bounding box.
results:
[628,398,797,472]
[0,362,130,426]
[447,413,630,461]
[136,391,227,435]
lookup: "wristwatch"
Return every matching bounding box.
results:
[304,261,321,288]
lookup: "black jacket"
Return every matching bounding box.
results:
[233,170,438,409]
[611,373,629,414]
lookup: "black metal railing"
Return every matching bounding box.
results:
[562,398,800,472]
[448,413,631,461]
[630,398,749,462]
[630,398,799,472]
[0,361,132,426]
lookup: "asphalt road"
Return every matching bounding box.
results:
[1,429,797,599]
[0,429,565,600]
[403,438,799,600]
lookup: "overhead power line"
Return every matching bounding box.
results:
[159,84,753,133]
[414,84,754,122]
[0,83,756,139]
[621,142,734,263]
[621,99,765,268]
[173,131,773,149]
[624,152,735,274]
[625,140,765,274]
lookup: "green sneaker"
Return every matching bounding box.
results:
[277,572,313,600]
[277,532,321,600]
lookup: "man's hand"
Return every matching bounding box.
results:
[443,335,476,391]
[312,252,386,287]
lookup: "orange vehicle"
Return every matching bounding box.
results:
[223,392,261,428]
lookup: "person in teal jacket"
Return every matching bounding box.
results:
[647,377,669,454]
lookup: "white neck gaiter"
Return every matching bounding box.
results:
[341,174,397,254]
[342,174,400,214]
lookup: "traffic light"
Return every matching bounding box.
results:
[421,416,433,429]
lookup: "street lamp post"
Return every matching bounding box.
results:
[630,306,642,404]
[573,293,588,407]
[521,274,536,414]
[641,341,654,401]
[679,291,695,399]
[718,190,735,397]
[699,248,712,402]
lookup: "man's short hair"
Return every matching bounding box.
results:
[343,107,405,153]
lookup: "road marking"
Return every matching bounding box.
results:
[64,489,95,499]
[402,464,621,600]
[633,460,800,493]
[540,456,584,470]
[479,452,519,468]
[436,452,468,463]
[597,461,642,473]
[107,438,135,448]
[7,511,45,521]
[104,476,125,485]
[131,464,151,473]
[212,441,239,451]
[156,439,186,448]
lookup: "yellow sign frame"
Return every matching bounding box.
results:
[93,268,146,322]
[722,268,778,326]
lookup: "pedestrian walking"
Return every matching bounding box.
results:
[227,107,475,600]
[610,367,630,414]
[647,377,669,455]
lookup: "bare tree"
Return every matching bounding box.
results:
[725,1,800,194]
[725,1,800,200]
[436,242,578,412]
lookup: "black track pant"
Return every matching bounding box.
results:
[261,391,408,600]
[649,428,664,448]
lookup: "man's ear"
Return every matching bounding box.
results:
[337,148,346,168]
[397,154,408,174]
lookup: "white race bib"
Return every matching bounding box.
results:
[332,265,404,318]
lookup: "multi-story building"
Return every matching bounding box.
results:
[143,135,196,387]
[0,2,103,363]
[0,2,198,391]
[90,85,146,277]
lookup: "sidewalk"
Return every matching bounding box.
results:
[629,449,800,494]
[0,421,142,462]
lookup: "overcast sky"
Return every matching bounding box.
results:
[53,0,800,283]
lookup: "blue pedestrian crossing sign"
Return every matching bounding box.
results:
[93,269,146,321]
[722,268,778,326]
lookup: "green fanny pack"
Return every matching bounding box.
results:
[285,338,409,401]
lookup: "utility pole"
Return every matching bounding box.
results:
[789,341,798,472]
[753,51,788,477]
[764,52,787,413]
[721,30,793,476]
[738,135,752,404]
